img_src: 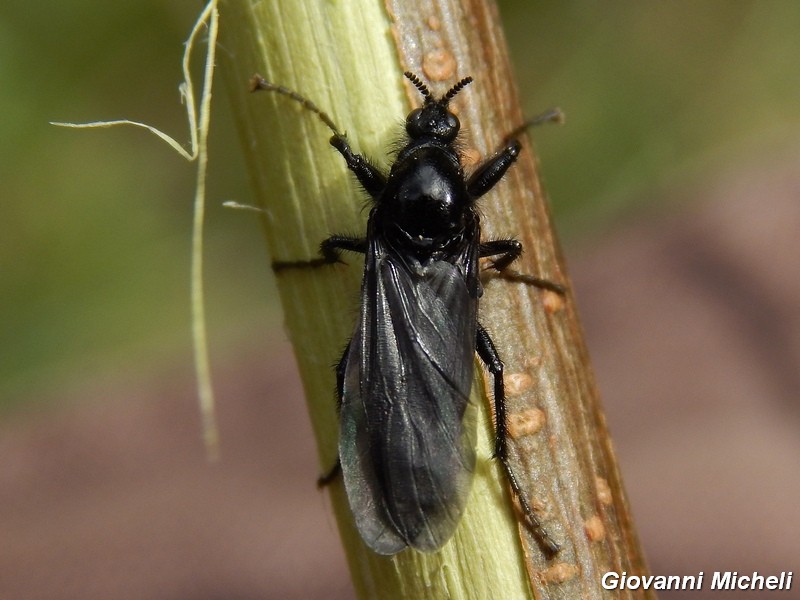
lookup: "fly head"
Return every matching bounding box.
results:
[404,72,473,143]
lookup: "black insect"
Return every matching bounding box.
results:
[251,71,562,556]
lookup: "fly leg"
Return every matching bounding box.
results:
[466,106,563,199]
[272,235,367,271]
[479,240,566,294]
[501,108,564,146]
[476,324,560,557]
[329,134,386,200]
[317,458,341,488]
[466,141,521,199]
[468,108,565,293]
[250,74,379,271]
[272,135,381,272]
[317,339,351,488]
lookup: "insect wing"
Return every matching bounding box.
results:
[339,237,480,554]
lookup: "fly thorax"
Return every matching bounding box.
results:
[383,148,470,252]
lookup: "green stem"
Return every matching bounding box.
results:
[219,0,651,598]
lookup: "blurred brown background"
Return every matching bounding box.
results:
[1,1,799,598]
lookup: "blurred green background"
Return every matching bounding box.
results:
[2,0,799,412]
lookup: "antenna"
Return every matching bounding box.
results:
[442,76,473,104]
[403,71,433,103]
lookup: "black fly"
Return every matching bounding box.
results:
[251,72,562,556]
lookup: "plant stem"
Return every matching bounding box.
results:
[219,0,651,597]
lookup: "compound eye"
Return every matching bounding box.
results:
[447,113,459,131]
[406,108,424,136]
[442,113,460,140]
